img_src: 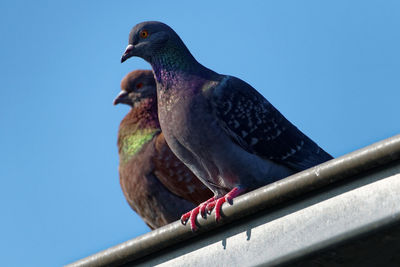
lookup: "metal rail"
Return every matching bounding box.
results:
[67,134,400,267]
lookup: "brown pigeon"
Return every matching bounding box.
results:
[115,70,213,229]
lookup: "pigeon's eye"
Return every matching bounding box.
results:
[136,82,143,89]
[139,30,149,39]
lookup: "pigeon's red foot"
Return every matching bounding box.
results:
[180,187,245,230]
[180,196,216,231]
[206,187,245,222]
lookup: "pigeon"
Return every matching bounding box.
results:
[121,21,333,231]
[115,70,213,229]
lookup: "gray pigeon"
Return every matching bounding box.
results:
[121,21,333,231]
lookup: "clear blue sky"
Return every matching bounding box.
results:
[1,1,399,266]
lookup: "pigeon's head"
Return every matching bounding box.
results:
[113,70,156,107]
[121,21,176,63]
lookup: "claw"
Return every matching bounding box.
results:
[225,187,243,204]
[180,206,200,231]
[180,211,191,225]
[200,196,215,218]
[199,202,208,218]
[189,206,200,231]
[200,205,207,218]
[214,197,226,222]
[180,196,217,231]
[206,201,216,213]
[212,187,246,222]
[180,189,245,230]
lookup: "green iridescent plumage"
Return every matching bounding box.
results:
[115,70,212,230]
[119,128,159,164]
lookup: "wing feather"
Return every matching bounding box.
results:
[209,75,333,172]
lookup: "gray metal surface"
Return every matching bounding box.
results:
[67,134,400,267]
[136,163,400,266]
[292,223,400,266]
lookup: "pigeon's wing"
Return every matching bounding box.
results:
[121,167,196,229]
[209,75,333,172]
[152,132,214,205]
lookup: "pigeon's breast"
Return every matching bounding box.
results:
[156,86,222,189]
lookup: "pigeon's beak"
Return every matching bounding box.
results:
[113,90,130,105]
[121,44,134,63]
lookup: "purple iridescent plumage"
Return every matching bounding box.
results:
[121,21,333,231]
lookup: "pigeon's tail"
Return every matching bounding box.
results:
[285,143,333,172]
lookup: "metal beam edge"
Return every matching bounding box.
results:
[67,134,400,267]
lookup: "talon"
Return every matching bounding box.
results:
[200,204,207,218]
[214,197,226,222]
[199,196,216,219]
[180,211,191,225]
[226,195,234,205]
[211,187,246,223]
[189,206,200,231]
[180,196,220,231]
[206,201,216,213]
